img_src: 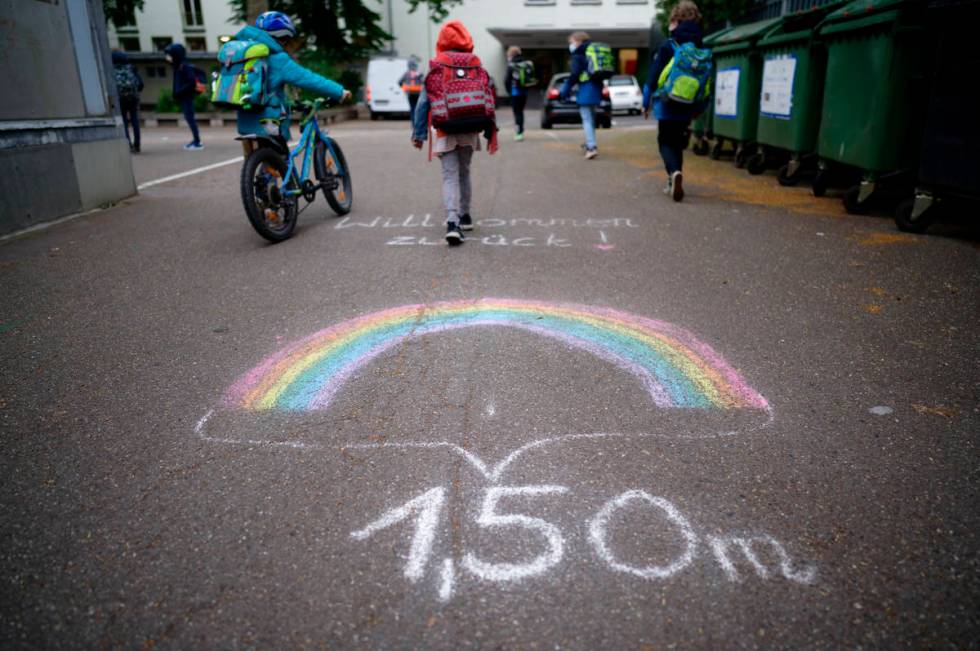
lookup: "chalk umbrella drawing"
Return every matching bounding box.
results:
[196,298,774,473]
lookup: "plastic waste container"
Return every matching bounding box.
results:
[749,2,844,181]
[814,0,931,212]
[895,0,980,232]
[690,26,733,156]
[709,17,782,167]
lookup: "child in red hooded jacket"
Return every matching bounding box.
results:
[412,21,498,246]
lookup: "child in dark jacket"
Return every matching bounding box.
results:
[164,43,203,151]
[112,51,144,153]
[643,1,707,202]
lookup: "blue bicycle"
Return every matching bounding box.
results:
[238,98,352,242]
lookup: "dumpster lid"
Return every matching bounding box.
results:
[757,0,847,45]
[819,0,913,32]
[703,26,735,46]
[712,17,783,47]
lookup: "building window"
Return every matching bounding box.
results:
[119,36,141,52]
[524,0,557,5]
[571,0,602,4]
[182,0,205,28]
[152,36,173,51]
[186,36,207,51]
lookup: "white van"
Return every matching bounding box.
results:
[366,57,413,119]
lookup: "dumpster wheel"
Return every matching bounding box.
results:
[812,170,830,197]
[843,185,872,215]
[734,146,749,169]
[777,163,801,187]
[895,198,935,234]
[747,151,767,175]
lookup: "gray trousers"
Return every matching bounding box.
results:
[439,146,473,225]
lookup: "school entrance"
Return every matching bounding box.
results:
[487,25,656,107]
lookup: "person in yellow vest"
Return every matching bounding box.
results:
[399,57,424,122]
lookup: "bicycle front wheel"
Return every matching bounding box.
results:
[241,148,299,242]
[315,137,353,216]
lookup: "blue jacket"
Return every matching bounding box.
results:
[643,21,708,121]
[560,42,603,106]
[164,44,198,101]
[412,88,431,142]
[231,26,347,137]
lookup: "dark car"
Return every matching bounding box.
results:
[540,73,613,130]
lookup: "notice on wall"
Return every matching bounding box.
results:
[714,68,740,118]
[760,55,797,119]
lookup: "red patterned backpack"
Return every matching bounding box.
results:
[425,51,496,136]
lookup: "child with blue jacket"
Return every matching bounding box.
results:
[561,32,604,160]
[643,1,707,202]
[232,12,350,144]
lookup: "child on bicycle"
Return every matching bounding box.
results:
[232,12,351,144]
[412,21,498,246]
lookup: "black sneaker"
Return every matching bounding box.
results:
[459,214,474,231]
[445,223,464,246]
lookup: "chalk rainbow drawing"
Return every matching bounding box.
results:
[223,299,769,413]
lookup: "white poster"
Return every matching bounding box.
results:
[715,68,740,118]
[760,55,797,119]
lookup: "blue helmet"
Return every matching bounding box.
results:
[255,11,297,39]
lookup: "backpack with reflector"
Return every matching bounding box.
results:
[658,41,713,104]
[583,42,615,81]
[211,40,271,111]
[513,60,538,88]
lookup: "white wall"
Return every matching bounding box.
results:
[383,0,657,93]
[108,0,244,52]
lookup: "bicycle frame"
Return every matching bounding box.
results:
[282,105,345,199]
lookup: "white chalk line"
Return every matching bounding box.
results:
[438,558,455,602]
[137,157,242,190]
[192,407,775,483]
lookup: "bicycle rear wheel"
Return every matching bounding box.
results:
[241,148,299,242]
[315,137,353,216]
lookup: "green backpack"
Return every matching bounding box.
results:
[582,42,615,82]
[513,60,538,88]
[211,40,271,111]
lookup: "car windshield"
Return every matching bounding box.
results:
[609,77,635,86]
[550,75,569,88]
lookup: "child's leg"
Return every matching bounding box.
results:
[457,146,474,216]
[440,149,462,225]
[657,120,686,175]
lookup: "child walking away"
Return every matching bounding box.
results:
[505,47,535,141]
[399,57,424,123]
[561,32,614,160]
[164,43,205,151]
[412,21,499,246]
[112,51,144,153]
[643,1,712,202]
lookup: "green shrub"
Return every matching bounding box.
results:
[154,88,212,113]
[155,89,179,112]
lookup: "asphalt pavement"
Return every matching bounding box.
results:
[1,113,978,649]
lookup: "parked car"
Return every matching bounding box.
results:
[366,57,412,119]
[540,73,613,130]
[608,75,643,115]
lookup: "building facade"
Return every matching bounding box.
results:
[382,0,659,96]
[106,0,246,107]
[0,0,136,236]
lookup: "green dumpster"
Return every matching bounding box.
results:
[750,2,844,181]
[814,0,931,211]
[709,17,782,167]
[690,26,734,156]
